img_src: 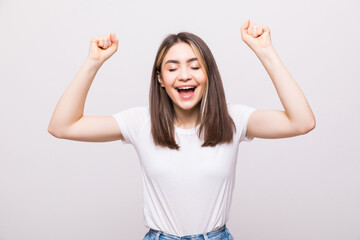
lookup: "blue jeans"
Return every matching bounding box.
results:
[142,224,234,240]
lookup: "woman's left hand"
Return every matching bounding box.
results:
[241,19,273,55]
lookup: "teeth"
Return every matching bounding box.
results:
[178,86,195,90]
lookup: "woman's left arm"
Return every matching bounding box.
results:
[240,19,316,139]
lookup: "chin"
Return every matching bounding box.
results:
[174,101,201,111]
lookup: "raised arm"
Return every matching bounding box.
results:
[240,20,316,139]
[48,33,125,142]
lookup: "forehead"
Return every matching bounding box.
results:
[163,42,196,62]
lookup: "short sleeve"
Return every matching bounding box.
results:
[112,106,148,145]
[227,103,257,143]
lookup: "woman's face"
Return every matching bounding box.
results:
[158,42,207,112]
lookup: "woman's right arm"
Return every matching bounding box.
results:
[48,33,125,142]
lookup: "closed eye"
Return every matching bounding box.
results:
[169,67,200,72]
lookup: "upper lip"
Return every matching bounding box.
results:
[175,85,197,89]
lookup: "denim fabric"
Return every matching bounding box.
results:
[142,224,233,240]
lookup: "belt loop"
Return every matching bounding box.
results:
[203,233,209,240]
[155,231,161,240]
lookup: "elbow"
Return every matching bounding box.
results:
[299,118,316,135]
[47,126,58,138]
[48,125,54,135]
[48,125,63,139]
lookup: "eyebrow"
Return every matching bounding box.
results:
[164,57,198,65]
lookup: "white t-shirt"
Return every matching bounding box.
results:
[112,102,256,236]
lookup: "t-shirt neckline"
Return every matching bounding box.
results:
[174,124,200,135]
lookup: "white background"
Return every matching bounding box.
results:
[0,0,359,239]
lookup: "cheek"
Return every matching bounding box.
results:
[196,74,207,86]
[198,86,206,96]
[162,73,176,85]
[195,71,207,81]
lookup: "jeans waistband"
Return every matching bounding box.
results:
[149,224,227,240]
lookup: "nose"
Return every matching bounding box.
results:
[178,67,191,81]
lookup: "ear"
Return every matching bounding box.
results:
[157,72,164,87]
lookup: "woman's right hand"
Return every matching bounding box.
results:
[87,32,118,64]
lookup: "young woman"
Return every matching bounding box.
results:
[48,19,316,240]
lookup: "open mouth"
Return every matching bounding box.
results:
[176,86,197,99]
[176,87,196,94]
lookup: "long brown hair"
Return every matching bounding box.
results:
[149,32,236,150]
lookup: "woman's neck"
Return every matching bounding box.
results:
[173,103,200,129]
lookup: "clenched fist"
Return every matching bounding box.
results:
[88,32,119,64]
[241,19,272,55]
